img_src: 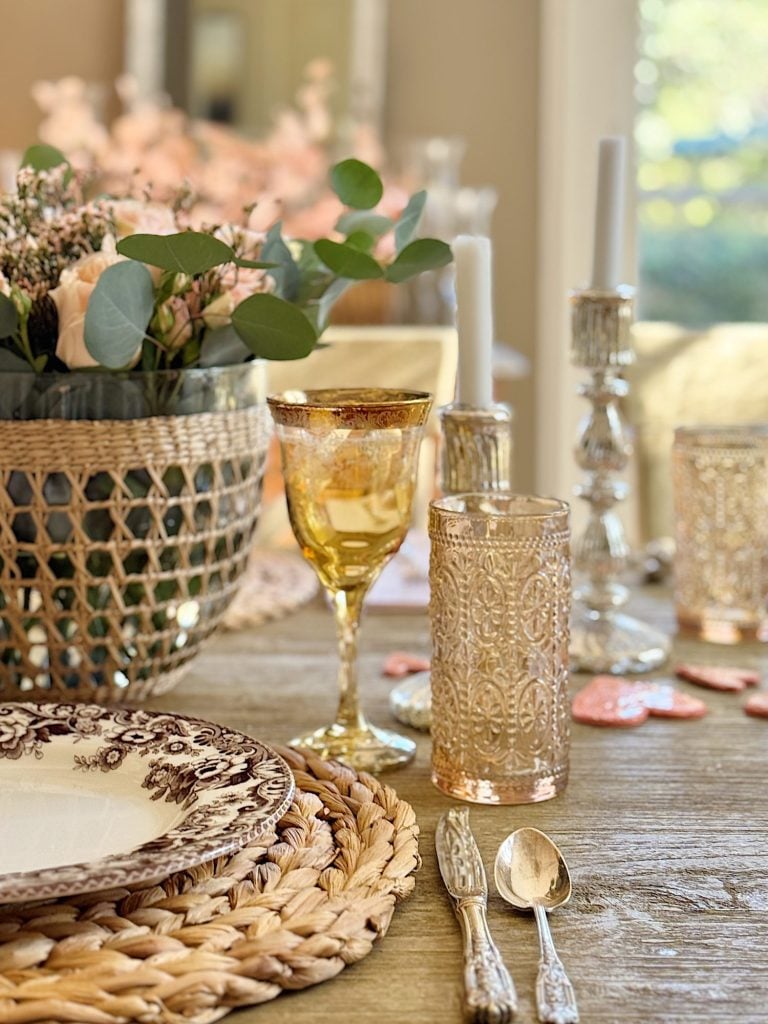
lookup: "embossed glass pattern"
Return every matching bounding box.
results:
[429,494,571,804]
[672,425,768,643]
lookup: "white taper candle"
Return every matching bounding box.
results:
[590,136,626,290]
[453,234,494,408]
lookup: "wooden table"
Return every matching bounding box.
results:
[149,594,768,1024]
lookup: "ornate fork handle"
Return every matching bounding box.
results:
[456,896,518,1023]
[533,904,578,1023]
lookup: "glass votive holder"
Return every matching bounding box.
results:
[429,493,571,804]
[672,425,768,644]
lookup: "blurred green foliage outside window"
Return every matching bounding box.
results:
[636,0,768,326]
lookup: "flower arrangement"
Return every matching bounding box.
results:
[0,144,451,381]
[32,66,401,238]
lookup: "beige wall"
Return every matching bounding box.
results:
[385,0,540,491]
[0,0,125,149]
[0,0,540,488]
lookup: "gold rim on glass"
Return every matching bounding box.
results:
[267,388,432,429]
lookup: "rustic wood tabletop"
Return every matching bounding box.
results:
[149,592,768,1024]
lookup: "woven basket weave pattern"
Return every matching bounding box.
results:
[0,408,268,703]
[0,747,420,1024]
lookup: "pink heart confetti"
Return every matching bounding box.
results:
[572,676,649,727]
[675,663,759,692]
[573,675,709,727]
[744,692,768,719]
[383,651,431,678]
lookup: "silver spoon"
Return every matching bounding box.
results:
[494,827,579,1024]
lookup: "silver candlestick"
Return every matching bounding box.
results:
[569,285,670,673]
[389,401,514,730]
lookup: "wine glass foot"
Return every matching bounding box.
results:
[289,721,416,773]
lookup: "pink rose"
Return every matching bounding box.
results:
[50,240,130,369]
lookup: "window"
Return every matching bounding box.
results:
[635,0,768,326]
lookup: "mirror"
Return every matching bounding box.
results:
[126,0,388,139]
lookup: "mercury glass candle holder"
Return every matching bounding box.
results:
[429,493,571,805]
[569,286,670,674]
[388,401,514,731]
[672,425,768,644]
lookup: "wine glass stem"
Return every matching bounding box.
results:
[331,586,369,732]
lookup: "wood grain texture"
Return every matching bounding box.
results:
[147,593,768,1024]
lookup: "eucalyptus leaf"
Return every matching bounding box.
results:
[330,159,383,210]
[20,144,70,178]
[345,230,376,253]
[335,210,392,238]
[314,240,383,280]
[317,278,353,330]
[232,293,317,361]
[0,293,18,338]
[395,190,427,253]
[261,222,300,301]
[234,257,279,269]
[294,243,334,305]
[117,232,235,274]
[84,261,154,368]
[0,347,32,371]
[385,238,453,283]
[199,324,252,367]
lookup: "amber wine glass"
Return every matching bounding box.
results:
[268,388,432,772]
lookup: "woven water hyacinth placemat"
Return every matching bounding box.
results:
[222,549,319,630]
[0,747,420,1024]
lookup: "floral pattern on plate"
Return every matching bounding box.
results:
[0,703,294,904]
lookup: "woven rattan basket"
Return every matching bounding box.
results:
[0,365,269,703]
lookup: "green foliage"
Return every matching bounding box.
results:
[314,239,383,280]
[335,210,393,238]
[330,159,384,209]
[385,239,453,283]
[117,232,235,275]
[316,279,353,332]
[77,157,453,369]
[0,348,32,371]
[231,293,317,360]
[261,222,300,301]
[84,262,155,368]
[344,231,376,253]
[395,191,427,252]
[0,294,18,339]
[199,325,251,367]
[20,144,69,175]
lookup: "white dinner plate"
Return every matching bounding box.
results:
[0,702,295,903]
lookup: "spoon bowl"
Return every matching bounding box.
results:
[494,826,572,912]
[494,827,579,1024]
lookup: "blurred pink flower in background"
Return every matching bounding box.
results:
[32,63,409,240]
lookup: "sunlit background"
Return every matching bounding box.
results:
[636,0,768,325]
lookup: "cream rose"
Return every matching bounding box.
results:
[50,239,129,369]
[111,200,177,239]
[201,290,236,331]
